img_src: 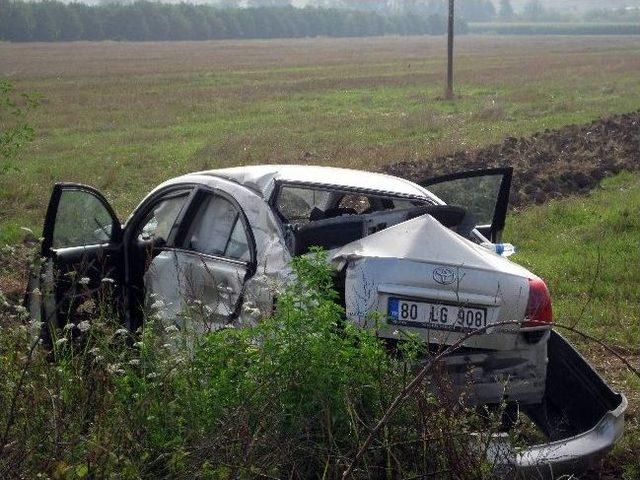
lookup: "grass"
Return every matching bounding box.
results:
[2,35,640,243]
[1,33,639,477]
[507,172,640,346]
[506,172,640,477]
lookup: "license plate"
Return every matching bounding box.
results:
[388,297,488,332]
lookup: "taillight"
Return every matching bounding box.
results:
[524,277,553,327]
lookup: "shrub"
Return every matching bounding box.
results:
[0,248,497,479]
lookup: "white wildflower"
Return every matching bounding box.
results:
[114,328,129,336]
[150,300,165,310]
[242,302,261,317]
[76,299,95,315]
[55,338,67,347]
[164,325,179,333]
[244,307,261,317]
[101,277,115,284]
[77,320,91,333]
[94,355,104,363]
[89,347,100,356]
[15,305,27,315]
[128,359,140,366]
[107,363,124,375]
[146,372,158,379]
[78,277,90,286]
[31,287,41,296]
[162,343,171,349]
[133,341,144,349]
[30,320,44,331]
[203,305,214,316]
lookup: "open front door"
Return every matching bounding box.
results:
[419,167,513,242]
[34,183,124,342]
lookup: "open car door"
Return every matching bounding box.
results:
[28,183,124,343]
[419,167,513,243]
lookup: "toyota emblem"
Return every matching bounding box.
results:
[433,267,456,285]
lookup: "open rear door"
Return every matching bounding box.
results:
[419,167,513,243]
[31,183,124,343]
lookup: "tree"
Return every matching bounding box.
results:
[523,0,544,21]
[215,0,241,7]
[5,5,34,42]
[32,2,59,41]
[75,3,104,40]
[499,0,515,20]
[56,4,83,41]
[246,0,292,6]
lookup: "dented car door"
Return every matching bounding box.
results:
[144,188,255,328]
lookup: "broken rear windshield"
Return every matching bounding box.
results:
[273,184,427,225]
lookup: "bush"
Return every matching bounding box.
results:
[0,248,498,479]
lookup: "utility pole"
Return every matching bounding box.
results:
[445,0,455,100]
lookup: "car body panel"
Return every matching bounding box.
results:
[333,215,533,344]
[139,173,292,327]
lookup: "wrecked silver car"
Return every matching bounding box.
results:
[26,165,626,477]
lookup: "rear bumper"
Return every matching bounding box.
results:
[513,395,626,478]
[439,331,549,406]
[492,331,628,478]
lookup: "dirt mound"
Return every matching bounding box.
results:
[383,111,640,208]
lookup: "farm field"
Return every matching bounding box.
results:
[2,35,640,242]
[1,34,640,477]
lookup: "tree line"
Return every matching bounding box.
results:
[0,1,469,42]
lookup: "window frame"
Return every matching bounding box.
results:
[173,186,257,268]
[125,184,196,250]
[42,183,122,255]
[269,180,433,225]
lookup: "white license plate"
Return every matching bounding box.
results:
[388,297,488,332]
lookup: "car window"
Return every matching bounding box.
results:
[53,190,115,249]
[138,190,190,244]
[274,184,428,224]
[226,218,251,261]
[426,174,503,227]
[275,186,332,223]
[186,194,251,261]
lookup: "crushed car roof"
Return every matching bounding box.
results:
[192,164,431,199]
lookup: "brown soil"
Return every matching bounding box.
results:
[383,110,640,208]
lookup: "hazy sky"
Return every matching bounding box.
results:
[291,1,640,12]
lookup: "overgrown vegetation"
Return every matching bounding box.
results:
[0,249,503,479]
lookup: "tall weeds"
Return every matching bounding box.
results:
[1,249,499,479]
